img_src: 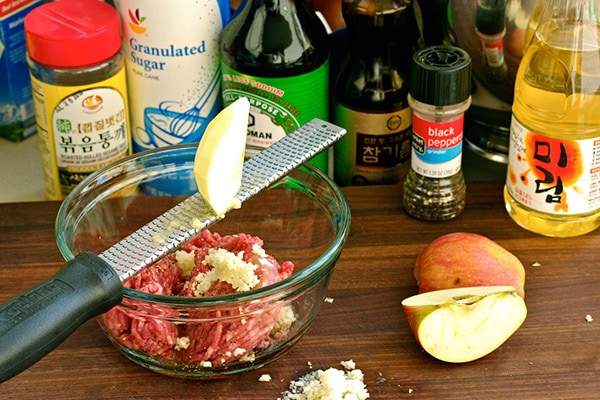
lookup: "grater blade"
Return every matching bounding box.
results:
[99,118,346,282]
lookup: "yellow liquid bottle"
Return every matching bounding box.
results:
[522,0,546,53]
[504,0,600,237]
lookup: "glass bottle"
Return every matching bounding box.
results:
[403,46,472,221]
[523,0,546,52]
[416,0,455,46]
[475,0,508,83]
[504,0,600,237]
[333,0,417,186]
[220,0,330,173]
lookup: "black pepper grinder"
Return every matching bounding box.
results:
[403,45,472,221]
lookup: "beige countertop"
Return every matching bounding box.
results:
[0,79,509,206]
[0,133,507,204]
[0,136,45,203]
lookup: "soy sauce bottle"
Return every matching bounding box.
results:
[333,0,418,186]
[220,0,330,172]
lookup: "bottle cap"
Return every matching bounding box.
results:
[25,0,121,69]
[475,0,506,35]
[410,46,472,106]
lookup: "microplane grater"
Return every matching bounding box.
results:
[99,118,347,282]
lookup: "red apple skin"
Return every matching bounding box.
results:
[414,232,526,298]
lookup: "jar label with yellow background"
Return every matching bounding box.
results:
[30,69,131,200]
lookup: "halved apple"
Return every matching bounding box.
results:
[414,232,526,298]
[402,286,527,363]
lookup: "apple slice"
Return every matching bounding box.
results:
[402,286,527,363]
[194,97,250,216]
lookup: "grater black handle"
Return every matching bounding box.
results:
[0,253,122,383]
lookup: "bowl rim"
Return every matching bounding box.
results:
[56,143,351,306]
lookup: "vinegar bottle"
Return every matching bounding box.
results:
[333,0,417,186]
[220,0,330,173]
[504,0,600,237]
[523,0,546,53]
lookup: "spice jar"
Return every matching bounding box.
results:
[403,46,472,221]
[25,0,131,200]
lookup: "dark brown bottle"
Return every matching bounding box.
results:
[333,0,419,186]
[220,0,330,172]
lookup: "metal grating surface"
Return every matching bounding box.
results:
[98,118,346,282]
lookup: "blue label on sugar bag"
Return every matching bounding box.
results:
[0,0,40,129]
[138,149,199,197]
[118,0,229,154]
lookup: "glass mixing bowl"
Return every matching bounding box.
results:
[55,144,350,378]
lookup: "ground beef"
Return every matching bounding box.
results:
[102,230,295,365]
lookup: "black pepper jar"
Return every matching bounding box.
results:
[403,45,472,221]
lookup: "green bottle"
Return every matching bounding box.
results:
[220,0,330,172]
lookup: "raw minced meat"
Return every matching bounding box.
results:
[102,230,295,365]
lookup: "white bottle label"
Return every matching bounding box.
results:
[53,88,129,171]
[506,115,600,215]
[119,0,227,151]
[478,34,505,67]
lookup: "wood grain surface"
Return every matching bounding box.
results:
[0,181,599,399]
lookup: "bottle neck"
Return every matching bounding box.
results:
[342,1,413,51]
[538,0,599,23]
[532,0,600,47]
[334,1,417,110]
[222,0,329,76]
[239,0,298,13]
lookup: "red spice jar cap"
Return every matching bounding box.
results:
[25,0,121,69]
